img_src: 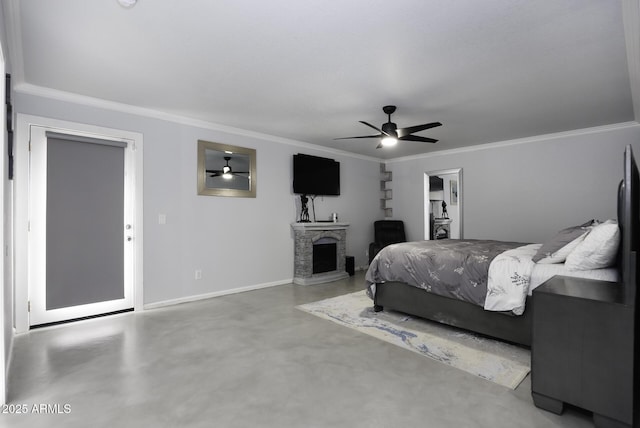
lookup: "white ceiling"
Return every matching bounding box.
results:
[3,0,638,159]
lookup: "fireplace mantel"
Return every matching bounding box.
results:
[291,222,349,285]
[291,222,350,231]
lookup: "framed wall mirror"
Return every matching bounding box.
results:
[197,140,256,197]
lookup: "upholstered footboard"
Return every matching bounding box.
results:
[373,281,533,346]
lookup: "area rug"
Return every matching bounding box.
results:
[296,290,530,389]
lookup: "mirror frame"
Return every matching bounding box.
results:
[197,140,257,197]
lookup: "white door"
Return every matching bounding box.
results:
[28,125,135,326]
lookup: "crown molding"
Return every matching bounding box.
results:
[385,121,640,164]
[15,83,639,167]
[14,82,382,163]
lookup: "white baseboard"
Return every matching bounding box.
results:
[143,278,293,310]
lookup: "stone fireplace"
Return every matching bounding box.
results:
[291,222,349,285]
[433,217,452,240]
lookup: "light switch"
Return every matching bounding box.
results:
[159,214,166,225]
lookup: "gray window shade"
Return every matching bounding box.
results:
[45,135,125,310]
[45,131,128,148]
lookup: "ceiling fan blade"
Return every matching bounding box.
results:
[397,122,442,138]
[399,135,438,143]
[334,134,383,140]
[359,121,392,137]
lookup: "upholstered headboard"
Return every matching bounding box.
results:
[618,145,639,306]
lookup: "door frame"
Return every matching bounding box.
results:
[15,114,144,333]
[0,40,6,405]
[28,127,134,325]
[423,168,463,240]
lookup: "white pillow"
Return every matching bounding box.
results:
[533,220,595,264]
[565,219,620,271]
[535,231,589,264]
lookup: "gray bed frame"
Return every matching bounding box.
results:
[373,281,533,346]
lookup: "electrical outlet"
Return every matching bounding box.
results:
[195,269,202,280]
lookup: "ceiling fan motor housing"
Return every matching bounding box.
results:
[382,122,397,137]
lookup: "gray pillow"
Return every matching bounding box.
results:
[532,220,595,263]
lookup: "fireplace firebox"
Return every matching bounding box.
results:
[313,241,337,274]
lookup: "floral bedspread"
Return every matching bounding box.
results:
[365,239,525,309]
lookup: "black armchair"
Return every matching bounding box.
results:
[368,220,406,264]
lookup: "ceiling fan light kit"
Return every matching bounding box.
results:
[206,155,251,181]
[335,105,441,149]
[117,0,137,8]
[381,136,398,147]
[222,157,233,179]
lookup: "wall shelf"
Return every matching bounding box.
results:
[380,163,392,218]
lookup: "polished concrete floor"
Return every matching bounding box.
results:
[3,271,592,428]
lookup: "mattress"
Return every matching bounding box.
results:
[366,240,619,316]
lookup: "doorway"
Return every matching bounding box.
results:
[15,115,143,331]
[29,128,135,326]
[424,169,463,240]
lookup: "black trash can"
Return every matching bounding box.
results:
[345,256,355,276]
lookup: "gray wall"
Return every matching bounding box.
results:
[12,89,640,307]
[14,92,382,305]
[387,124,640,244]
[13,89,640,308]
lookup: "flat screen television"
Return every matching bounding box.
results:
[292,154,340,196]
[619,145,639,306]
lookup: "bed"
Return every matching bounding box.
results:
[366,195,625,348]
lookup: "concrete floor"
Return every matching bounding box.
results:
[3,271,592,428]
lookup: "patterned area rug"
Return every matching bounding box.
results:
[296,290,530,389]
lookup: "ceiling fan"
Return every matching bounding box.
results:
[335,105,442,148]
[206,156,249,180]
